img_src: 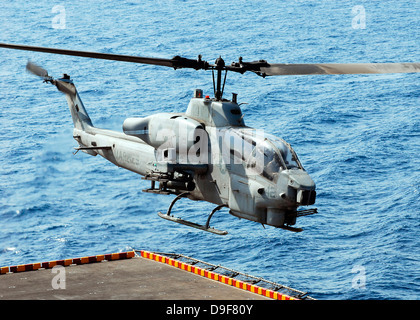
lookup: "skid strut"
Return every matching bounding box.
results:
[158,193,228,235]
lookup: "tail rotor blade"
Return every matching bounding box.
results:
[26,61,49,78]
[54,79,76,96]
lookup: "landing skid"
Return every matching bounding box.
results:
[278,225,303,233]
[158,211,228,235]
[158,193,228,235]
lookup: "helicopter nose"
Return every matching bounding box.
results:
[287,169,315,190]
[278,169,316,205]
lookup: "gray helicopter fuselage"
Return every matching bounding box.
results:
[0,43,416,233]
[70,84,316,229]
[1,43,416,233]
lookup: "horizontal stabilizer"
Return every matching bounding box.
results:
[73,146,112,155]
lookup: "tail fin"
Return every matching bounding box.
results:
[25,62,93,130]
[54,75,93,130]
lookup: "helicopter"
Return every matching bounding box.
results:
[1,43,419,235]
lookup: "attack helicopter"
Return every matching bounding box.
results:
[1,43,419,235]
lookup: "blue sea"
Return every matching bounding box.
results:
[0,0,419,300]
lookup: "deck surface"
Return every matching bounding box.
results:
[0,256,270,300]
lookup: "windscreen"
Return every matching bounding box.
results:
[224,129,302,181]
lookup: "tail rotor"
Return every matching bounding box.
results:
[25,61,76,96]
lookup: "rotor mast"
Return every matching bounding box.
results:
[213,57,226,101]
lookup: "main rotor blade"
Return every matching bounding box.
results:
[2,43,419,76]
[0,43,175,67]
[260,63,420,76]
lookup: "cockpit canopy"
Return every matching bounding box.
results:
[227,129,303,182]
[256,134,302,181]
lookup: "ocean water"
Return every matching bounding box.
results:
[0,0,419,300]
